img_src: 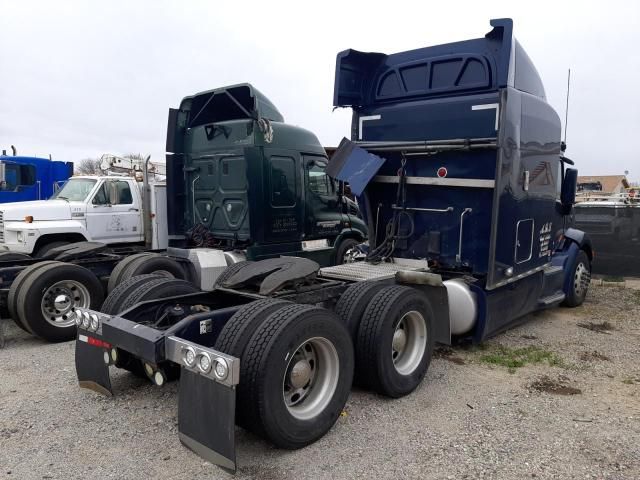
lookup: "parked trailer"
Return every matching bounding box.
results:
[571,191,640,276]
[72,19,591,472]
[0,87,366,342]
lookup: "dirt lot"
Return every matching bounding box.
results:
[1,284,639,480]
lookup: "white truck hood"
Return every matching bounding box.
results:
[0,200,76,221]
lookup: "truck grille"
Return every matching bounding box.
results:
[0,211,4,242]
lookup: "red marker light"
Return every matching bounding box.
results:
[87,336,111,349]
[437,167,448,178]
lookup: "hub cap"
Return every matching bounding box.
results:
[391,310,427,375]
[574,262,591,297]
[41,280,91,328]
[283,337,339,420]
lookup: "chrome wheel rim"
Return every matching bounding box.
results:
[574,262,591,297]
[283,337,339,420]
[41,280,91,328]
[343,247,357,263]
[392,310,427,375]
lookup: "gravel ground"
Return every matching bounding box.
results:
[1,285,639,480]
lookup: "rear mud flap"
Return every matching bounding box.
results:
[75,336,112,396]
[178,368,236,473]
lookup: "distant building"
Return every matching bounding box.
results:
[577,175,630,194]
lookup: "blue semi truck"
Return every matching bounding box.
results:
[71,18,591,472]
[0,148,73,202]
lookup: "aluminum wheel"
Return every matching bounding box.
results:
[574,262,591,297]
[391,310,427,375]
[41,280,91,328]
[283,337,340,421]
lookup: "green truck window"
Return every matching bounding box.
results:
[308,162,331,196]
[270,156,296,207]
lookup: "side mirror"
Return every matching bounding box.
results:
[560,168,578,214]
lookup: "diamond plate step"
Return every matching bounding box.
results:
[319,262,425,282]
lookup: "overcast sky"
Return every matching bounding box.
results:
[1,0,638,179]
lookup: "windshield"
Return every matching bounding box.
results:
[50,178,97,201]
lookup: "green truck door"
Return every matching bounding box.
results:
[264,151,304,244]
[303,156,342,241]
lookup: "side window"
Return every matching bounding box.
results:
[20,165,36,186]
[307,161,331,196]
[92,182,109,205]
[3,164,36,190]
[270,156,297,207]
[113,181,133,204]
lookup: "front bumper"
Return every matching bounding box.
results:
[74,309,240,472]
[0,240,33,254]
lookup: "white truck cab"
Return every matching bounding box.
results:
[0,175,167,256]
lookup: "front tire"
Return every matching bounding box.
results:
[239,303,354,448]
[335,238,360,265]
[562,250,591,307]
[0,252,31,262]
[35,241,68,259]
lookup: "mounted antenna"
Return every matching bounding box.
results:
[563,68,571,148]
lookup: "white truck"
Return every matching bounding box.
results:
[0,175,168,257]
[0,155,168,257]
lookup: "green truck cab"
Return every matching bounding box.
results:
[165,84,366,265]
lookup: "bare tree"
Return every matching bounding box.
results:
[75,157,102,175]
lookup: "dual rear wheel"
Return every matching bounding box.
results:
[213,282,433,449]
[8,261,104,342]
[336,283,435,397]
[215,299,354,449]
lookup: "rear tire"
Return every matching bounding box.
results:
[214,261,251,287]
[17,262,104,342]
[214,298,292,426]
[118,255,186,285]
[239,303,354,448]
[356,285,434,398]
[335,281,388,340]
[562,250,591,307]
[107,252,157,293]
[101,274,163,315]
[118,278,200,313]
[8,260,59,332]
[107,278,200,378]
